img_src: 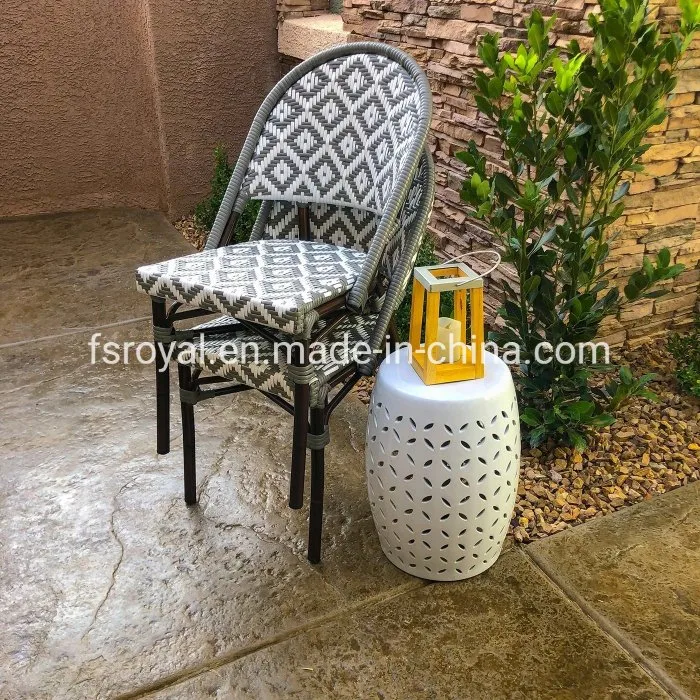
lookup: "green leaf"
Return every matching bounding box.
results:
[607,37,625,65]
[545,91,564,116]
[564,144,577,165]
[619,366,633,384]
[527,11,546,56]
[638,388,659,402]
[657,247,671,268]
[528,426,547,447]
[568,123,591,138]
[523,275,541,298]
[475,71,490,96]
[566,401,596,420]
[565,183,580,207]
[637,373,659,387]
[612,181,630,202]
[455,150,471,165]
[566,428,588,451]
[530,226,556,255]
[475,94,493,117]
[480,35,499,68]
[520,408,542,427]
[588,413,616,427]
[665,263,685,278]
[680,0,700,30]
[493,172,519,199]
[488,77,503,98]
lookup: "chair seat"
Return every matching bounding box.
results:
[136,240,367,336]
[179,313,377,405]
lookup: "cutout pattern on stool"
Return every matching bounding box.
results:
[366,390,520,581]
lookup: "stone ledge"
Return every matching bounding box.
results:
[278,13,350,60]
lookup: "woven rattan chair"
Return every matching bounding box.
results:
[135,43,433,561]
[176,150,433,562]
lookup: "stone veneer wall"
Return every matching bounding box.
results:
[278,0,334,75]
[341,0,700,346]
[278,0,330,19]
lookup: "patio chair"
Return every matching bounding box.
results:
[135,43,433,560]
[174,149,433,563]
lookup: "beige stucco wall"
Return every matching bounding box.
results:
[0,0,278,220]
[147,0,279,218]
[0,0,165,217]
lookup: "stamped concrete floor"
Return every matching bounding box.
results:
[0,209,698,699]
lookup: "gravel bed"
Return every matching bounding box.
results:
[175,222,698,541]
[175,215,207,250]
[512,339,699,542]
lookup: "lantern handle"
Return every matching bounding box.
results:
[442,250,501,283]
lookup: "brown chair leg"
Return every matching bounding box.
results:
[177,363,197,506]
[152,298,171,455]
[289,342,309,509]
[307,406,327,564]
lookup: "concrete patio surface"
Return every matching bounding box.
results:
[0,209,698,699]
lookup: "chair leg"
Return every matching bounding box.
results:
[289,343,309,510]
[152,298,171,455]
[307,406,327,564]
[177,363,197,506]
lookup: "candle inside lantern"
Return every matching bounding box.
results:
[435,317,462,362]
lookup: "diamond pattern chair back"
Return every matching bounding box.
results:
[240,52,424,213]
[203,43,431,312]
[252,200,378,253]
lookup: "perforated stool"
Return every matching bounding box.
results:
[365,346,520,581]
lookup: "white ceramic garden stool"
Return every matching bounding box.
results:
[366,346,520,581]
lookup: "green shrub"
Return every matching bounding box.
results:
[232,197,262,246]
[457,0,698,448]
[668,317,700,398]
[194,145,261,244]
[194,145,232,231]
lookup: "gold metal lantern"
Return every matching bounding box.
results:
[409,262,485,385]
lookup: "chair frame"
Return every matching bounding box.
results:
[146,43,434,562]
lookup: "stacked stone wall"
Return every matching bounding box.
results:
[342,0,700,344]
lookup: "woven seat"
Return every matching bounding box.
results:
[180,313,376,404]
[137,240,366,336]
